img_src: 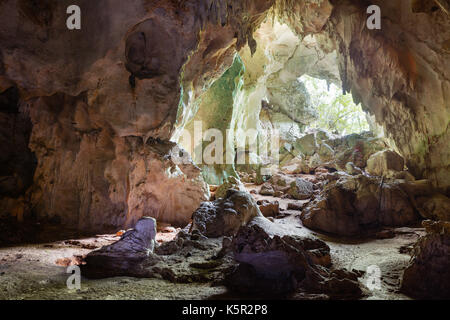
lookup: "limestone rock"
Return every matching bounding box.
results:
[215,176,246,199]
[191,190,262,238]
[345,162,363,175]
[225,216,331,294]
[288,178,315,200]
[401,220,450,299]
[318,142,334,162]
[257,200,280,217]
[293,133,318,157]
[259,183,275,196]
[301,174,420,236]
[225,216,362,297]
[82,217,157,278]
[366,150,405,177]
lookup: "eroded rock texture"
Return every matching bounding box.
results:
[191,190,262,238]
[225,216,363,298]
[0,0,274,232]
[82,217,157,278]
[0,0,449,235]
[300,174,422,236]
[401,220,450,299]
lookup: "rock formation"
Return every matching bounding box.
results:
[301,174,421,236]
[191,190,262,238]
[401,220,450,299]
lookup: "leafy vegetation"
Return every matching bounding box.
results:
[299,75,370,135]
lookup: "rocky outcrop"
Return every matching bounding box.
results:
[191,190,262,238]
[301,174,421,236]
[82,217,157,278]
[401,220,450,299]
[323,0,450,192]
[288,178,315,200]
[225,216,362,298]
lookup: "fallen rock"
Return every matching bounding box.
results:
[288,178,314,200]
[82,217,158,278]
[215,176,246,199]
[317,142,334,162]
[224,216,362,298]
[259,183,275,196]
[191,190,262,238]
[301,174,420,236]
[401,220,450,299]
[293,133,318,157]
[345,162,363,175]
[287,202,305,211]
[366,150,404,177]
[257,200,280,217]
[225,216,331,295]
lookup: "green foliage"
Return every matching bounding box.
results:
[300,75,370,135]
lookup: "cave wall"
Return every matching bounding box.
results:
[0,0,448,232]
[325,0,450,191]
[0,0,275,231]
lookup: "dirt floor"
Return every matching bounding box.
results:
[0,180,424,300]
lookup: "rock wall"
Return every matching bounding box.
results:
[324,0,450,192]
[0,0,274,232]
[0,0,448,232]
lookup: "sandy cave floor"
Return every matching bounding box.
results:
[0,182,425,300]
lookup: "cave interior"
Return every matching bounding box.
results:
[0,0,449,300]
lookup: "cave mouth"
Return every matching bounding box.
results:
[174,19,380,188]
[298,74,371,136]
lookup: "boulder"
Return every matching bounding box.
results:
[224,216,362,298]
[401,220,450,299]
[301,174,420,236]
[293,133,318,157]
[259,183,275,196]
[225,216,331,295]
[191,190,262,238]
[317,142,334,162]
[257,200,280,217]
[82,217,157,278]
[366,150,404,177]
[288,178,314,200]
[215,176,246,199]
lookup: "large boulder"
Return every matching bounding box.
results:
[366,150,405,177]
[301,174,420,236]
[401,220,450,299]
[224,216,362,297]
[191,190,262,238]
[82,217,157,278]
[288,178,315,200]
